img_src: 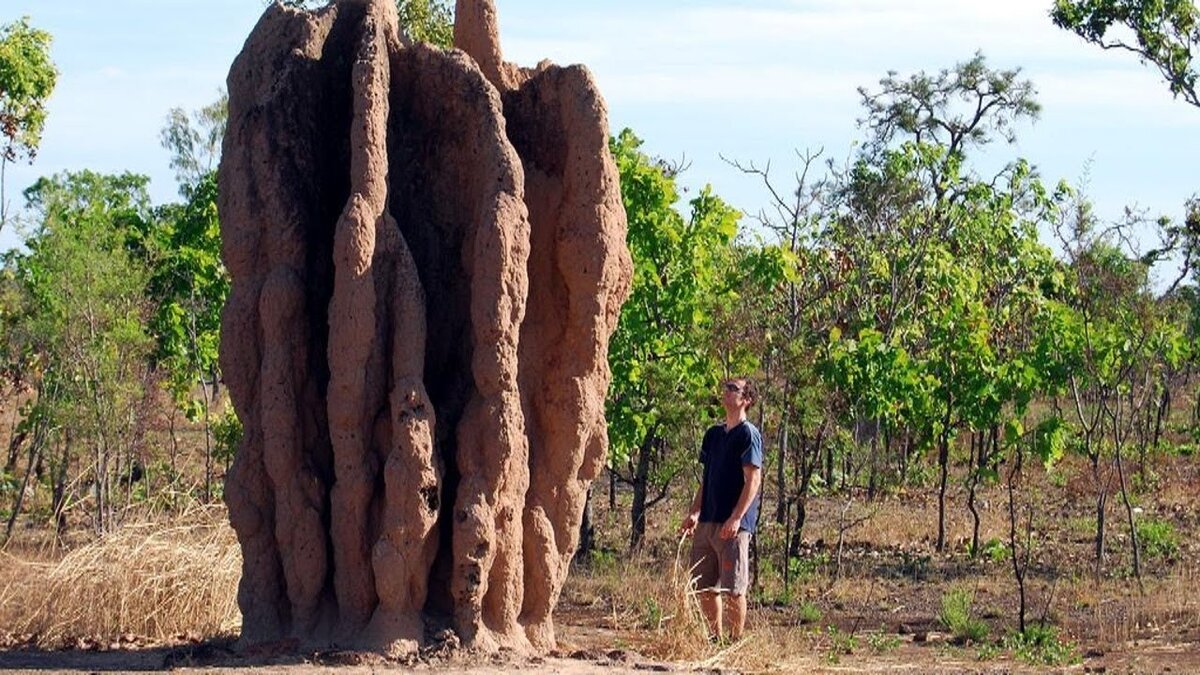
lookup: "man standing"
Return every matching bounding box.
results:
[680,377,763,642]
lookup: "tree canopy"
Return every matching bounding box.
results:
[0,16,57,232]
[1052,0,1199,107]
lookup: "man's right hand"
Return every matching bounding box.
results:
[680,511,699,536]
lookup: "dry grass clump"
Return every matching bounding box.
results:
[569,534,815,671]
[1063,565,1200,646]
[0,505,240,646]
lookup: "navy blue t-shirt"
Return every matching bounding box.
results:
[698,420,764,533]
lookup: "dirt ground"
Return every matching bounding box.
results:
[2,605,1198,674]
[1,633,1197,674]
[3,449,1199,673]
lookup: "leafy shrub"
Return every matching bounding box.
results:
[211,409,243,466]
[938,587,988,644]
[1004,624,1078,666]
[823,625,857,664]
[979,537,1010,564]
[1137,518,1179,560]
[866,628,900,654]
[641,597,664,629]
[898,551,931,579]
[788,552,830,581]
[588,548,618,573]
[798,601,822,624]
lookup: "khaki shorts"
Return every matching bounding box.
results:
[688,522,751,595]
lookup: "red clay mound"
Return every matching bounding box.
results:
[218,0,630,657]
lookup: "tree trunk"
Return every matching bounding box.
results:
[788,428,821,557]
[936,435,949,553]
[2,431,41,544]
[1151,385,1169,453]
[775,419,789,524]
[608,465,616,511]
[1115,442,1143,591]
[967,431,981,558]
[168,405,179,481]
[824,439,834,489]
[52,433,70,537]
[574,487,595,565]
[867,433,879,500]
[202,378,214,503]
[3,410,25,474]
[628,432,654,551]
[1007,435,1027,633]
[1092,454,1107,574]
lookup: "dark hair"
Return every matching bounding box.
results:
[733,376,756,408]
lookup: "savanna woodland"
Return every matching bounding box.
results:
[1,0,1199,672]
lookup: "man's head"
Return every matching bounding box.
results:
[721,376,756,415]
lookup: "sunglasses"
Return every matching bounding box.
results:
[723,382,743,393]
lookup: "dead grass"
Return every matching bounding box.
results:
[567,534,833,673]
[0,505,240,647]
[1060,565,1200,646]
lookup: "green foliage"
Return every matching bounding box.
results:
[0,17,58,165]
[1004,624,1079,666]
[5,170,155,530]
[858,52,1041,159]
[211,408,243,467]
[640,597,664,630]
[146,172,227,412]
[866,628,901,654]
[819,55,1076,510]
[587,547,618,573]
[975,641,1002,661]
[1052,0,1199,108]
[398,0,454,48]
[160,95,226,190]
[797,601,822,624]
[0,16,57,233]
[1029,417,1069,469]
[1136,517,1180,560]
[937,587,989,644]
[977,537,1011,563]
[606,128,742,469]
[823,625,858,664]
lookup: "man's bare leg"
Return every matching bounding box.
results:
[725,592,747,640]
[699,590,723,640]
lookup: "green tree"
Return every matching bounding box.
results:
[160,94,226,190]
[146,95,233,500]
[4,171,154,537]
[147,174,228,500]
[397,0,453,47]
[0,16,58,233]
[825,53,1057,551]
[726,150,837,547]
[1051,0,1198,108]
[607,128,744,550]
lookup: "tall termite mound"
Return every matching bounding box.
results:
[218,0,631,655]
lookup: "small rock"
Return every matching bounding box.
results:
[608,649,639,662]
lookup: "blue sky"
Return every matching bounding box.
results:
[4,0,1197,275]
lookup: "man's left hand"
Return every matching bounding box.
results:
[719,517,740,540]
